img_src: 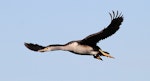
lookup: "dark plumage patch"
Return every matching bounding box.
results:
[24,43,45,51]
[79,11,123,46]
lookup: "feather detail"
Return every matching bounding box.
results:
[80,11,123,46]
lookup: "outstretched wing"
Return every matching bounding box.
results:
[79,11,124,46]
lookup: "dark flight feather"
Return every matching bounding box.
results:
[79,11,123,46]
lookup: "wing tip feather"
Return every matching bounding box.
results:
[109,11,124,20]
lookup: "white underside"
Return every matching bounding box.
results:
[38,42,98,55]
[37,42,114,58]
[64,42,98,55]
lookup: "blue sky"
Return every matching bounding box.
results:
[0,0,150,81]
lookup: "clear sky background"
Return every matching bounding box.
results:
[0,0,150,81]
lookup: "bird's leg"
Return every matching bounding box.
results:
[93,54,103,60]
[99,49,114,58]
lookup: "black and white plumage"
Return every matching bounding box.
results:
[24,11,123,60]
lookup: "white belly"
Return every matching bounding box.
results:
[67,42,98,55]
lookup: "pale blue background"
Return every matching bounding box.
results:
[0,0,150,81]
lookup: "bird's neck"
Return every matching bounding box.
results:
[47,41,78,52]
[48,44,69,51]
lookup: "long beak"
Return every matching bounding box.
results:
[99,49,115,58]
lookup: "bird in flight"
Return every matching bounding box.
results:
[24,11,123,60]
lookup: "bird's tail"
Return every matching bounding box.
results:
[24,43,46,52]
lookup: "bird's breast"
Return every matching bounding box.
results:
[67,42,98,55]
